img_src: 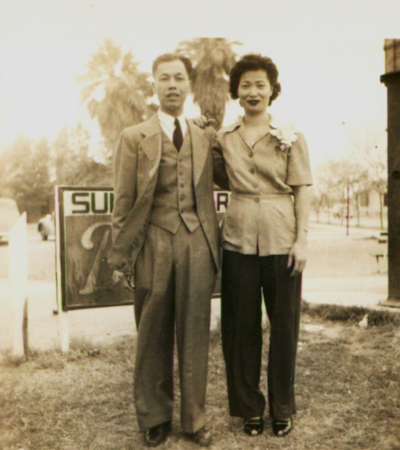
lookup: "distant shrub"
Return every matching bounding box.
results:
[368,310,400,326]
[302,301,400,327]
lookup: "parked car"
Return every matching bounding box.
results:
[0,198,20,243]
[37,213,55,241]
[332,205,354,220]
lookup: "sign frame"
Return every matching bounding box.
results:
[56,186,134,311]
[55,186,231,310]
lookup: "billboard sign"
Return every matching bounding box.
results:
[56,187,230,310]
[56,187,135,311]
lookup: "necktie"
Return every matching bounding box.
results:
[173,118,183,151]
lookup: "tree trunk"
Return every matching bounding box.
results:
[356,193,361,227]
[346,185,350,236]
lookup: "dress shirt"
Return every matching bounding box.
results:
[158,110,187,143]
[215,117,313,256]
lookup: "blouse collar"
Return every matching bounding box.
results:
[222,115,277,134]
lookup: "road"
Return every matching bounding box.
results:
[0,222,389,355]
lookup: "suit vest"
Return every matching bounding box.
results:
[148,130,200,234]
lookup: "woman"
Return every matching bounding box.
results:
[213,54,312,437]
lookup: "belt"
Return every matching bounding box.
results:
[230,193,292,204]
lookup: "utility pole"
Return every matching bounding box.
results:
[380,39,400,307]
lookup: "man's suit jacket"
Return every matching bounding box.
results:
[108,114,221,274]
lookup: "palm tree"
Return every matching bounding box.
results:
[77,40,154,157]
[176,38,241,130]
[53,124,112,187]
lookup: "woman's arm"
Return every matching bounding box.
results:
[288,185,311,277]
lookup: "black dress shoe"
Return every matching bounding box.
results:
[143,421,171,447]
[185,426,212,447]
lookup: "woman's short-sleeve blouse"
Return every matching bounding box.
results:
[215,118,312,256]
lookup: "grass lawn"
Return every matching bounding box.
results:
[1,306,400,450]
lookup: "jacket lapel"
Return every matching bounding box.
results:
[188,121,210,187]
[136,115,162,199]
[135,117,210,196]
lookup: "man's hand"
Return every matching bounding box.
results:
[287,242,307,277]
[125,273,135,291]
[112,270,135,291]
[192,115,216,129]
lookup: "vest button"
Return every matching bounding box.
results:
[180,183,184,188]
[180,195,185,201]
[254,197,260,203]
[249,151,254,157]
[250,168,255,174]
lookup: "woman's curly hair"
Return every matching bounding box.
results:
[229,54,281,105]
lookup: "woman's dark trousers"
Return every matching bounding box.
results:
[221,249,302,420]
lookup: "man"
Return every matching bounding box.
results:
[108,53,223,447]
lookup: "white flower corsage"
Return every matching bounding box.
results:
[269,119,298,153]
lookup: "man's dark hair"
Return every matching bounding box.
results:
[229,54,281,105]
[152,53,193,80]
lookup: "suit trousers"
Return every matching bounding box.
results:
[133,222,217,433]
[221,250,302,421]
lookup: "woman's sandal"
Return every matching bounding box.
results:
[272,417,293,437]
[244,417,264,436]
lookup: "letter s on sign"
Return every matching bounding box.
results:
[72,193,90,214]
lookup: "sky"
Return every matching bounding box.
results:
[1,0,400,169]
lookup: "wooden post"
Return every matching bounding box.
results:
[9,212,29,358]
[55,186,70,352]
[380,39,400,307]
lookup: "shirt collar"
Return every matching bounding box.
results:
[222,118,243,134]
[157,110,186,129]
[222,114,277,134]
